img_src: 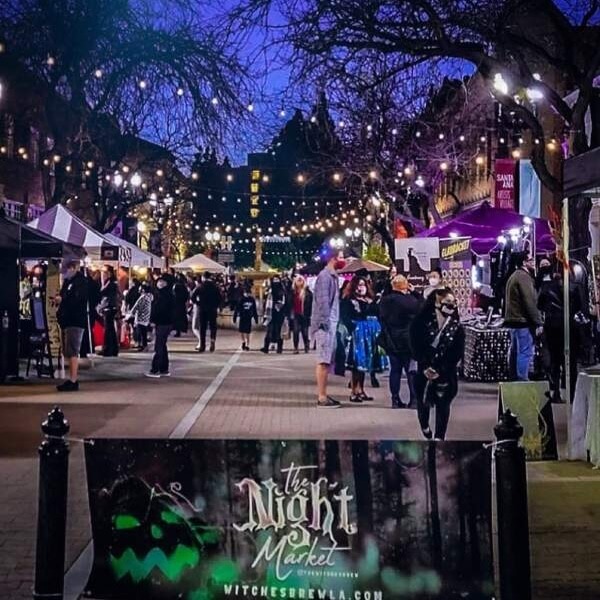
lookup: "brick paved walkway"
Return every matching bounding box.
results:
[0,330,598,599]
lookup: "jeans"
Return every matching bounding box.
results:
[388,353,416,404]
[199,310,218,348]
[292,315,310,350]
[510,328,534,381]
[151,325,171,374]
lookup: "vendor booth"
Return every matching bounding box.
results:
[402,201,558,383]
[104,233,165,270]
[29,204,120,261]
[562,148,600,465]
[0,215,83,381]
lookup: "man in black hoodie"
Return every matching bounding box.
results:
[56,261,88,392]
[191,272,222,353]
[146,277,175,378]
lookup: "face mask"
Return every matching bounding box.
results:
[439,303,457,316]
[334,259,346,270]
[429,277,440,287]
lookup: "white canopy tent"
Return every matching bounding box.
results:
[172,253,227,273]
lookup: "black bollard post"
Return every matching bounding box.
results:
[33,406,70,600]
[0,309,9,383]
[494,409,531,600]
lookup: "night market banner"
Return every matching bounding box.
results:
[83,439,494,600]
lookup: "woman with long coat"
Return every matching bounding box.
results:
[409,287,464,440]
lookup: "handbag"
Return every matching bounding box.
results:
[281,319,291,341]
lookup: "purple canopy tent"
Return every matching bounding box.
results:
[415,202,555,254]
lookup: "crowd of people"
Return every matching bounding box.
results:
[311,245,464,441]
[53,244,596,442]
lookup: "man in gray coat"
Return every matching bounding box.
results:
[310,245,345,408]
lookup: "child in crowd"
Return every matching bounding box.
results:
[233,286,258,351]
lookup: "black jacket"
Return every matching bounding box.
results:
[409,303,464,380]
[290,289,313,321]
[57,272,88,329]
[340,297,376,332]
[191,280,222,312]
[151,287,175,326]
[379,290,422,355]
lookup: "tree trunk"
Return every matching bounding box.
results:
[427,443,443,573]
[351,441,374,546]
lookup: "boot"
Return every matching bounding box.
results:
[209,339,215,353]
[370,373,380,388]
[276,340,283,354]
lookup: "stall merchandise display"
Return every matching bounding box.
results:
[463,325,511,382]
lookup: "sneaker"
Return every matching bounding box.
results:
[197,346,206,353]
[391,395,401,409]
[159,372,171,377]
[349,394,363,403]
[421,427,433,440]
[317,397,341,408]
[209,341,215,353]
[359,392,374,401]
[145,372,161,379]
[293,349,299,355]
[57,380,79,392]
[244,345,250,351]
[370,374,380,388]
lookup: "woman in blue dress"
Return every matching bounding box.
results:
[338,275,387,403]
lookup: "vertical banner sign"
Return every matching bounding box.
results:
[394,238,440,292]
[45,262,62,364]
[493,159,516,210]
[84,439,494,600]
[518,159,541,219]
[439,237,472,317]
[250,170,261,220]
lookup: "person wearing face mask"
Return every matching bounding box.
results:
[423,268,444,299]
[261,276,289,354]
[409,288,465,440]
[504,251,542,381]
[311,246,346,408]
[338,276,384,403]
[55,261,88,392]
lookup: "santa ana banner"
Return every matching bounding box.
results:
[83,439,494,600]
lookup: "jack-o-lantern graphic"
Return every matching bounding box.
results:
[88,476,232,599]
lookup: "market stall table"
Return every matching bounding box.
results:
[570,370,600,467]
[463,325,511,382]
